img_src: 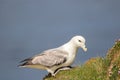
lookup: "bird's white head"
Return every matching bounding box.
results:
[70,35,87,52]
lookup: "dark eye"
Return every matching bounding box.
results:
[78,40,82,42]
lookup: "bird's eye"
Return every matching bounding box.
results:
[78,40,82,42]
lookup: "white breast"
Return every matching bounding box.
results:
[63,46,78,66]
[59,41,78,66]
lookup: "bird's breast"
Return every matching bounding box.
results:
[64,52,77,66]
[60,44,78,66]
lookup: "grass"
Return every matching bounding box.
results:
[44,40,120,80]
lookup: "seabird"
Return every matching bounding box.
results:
[19,35,87,76]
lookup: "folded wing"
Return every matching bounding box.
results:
[19,49,68,68]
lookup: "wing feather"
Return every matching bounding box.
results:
[32,49,68,67]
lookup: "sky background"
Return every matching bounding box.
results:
[0,0,120,80]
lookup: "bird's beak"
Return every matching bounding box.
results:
[81,45,87,52]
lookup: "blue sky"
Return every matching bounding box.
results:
[0,0,120,80]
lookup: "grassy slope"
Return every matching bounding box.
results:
[45,40,120,80]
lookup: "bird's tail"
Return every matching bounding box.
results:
[18,58,33,67]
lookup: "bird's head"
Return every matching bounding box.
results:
[70,35,87,52]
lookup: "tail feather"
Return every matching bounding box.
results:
[19,58,32,63]
[18,58,33,67]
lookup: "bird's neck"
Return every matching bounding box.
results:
[61,41,78,54]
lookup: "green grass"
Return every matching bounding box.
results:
[44,40,120,80]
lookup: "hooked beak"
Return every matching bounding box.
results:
[81,45,87,52]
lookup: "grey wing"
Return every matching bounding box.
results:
[31,49,68,67]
